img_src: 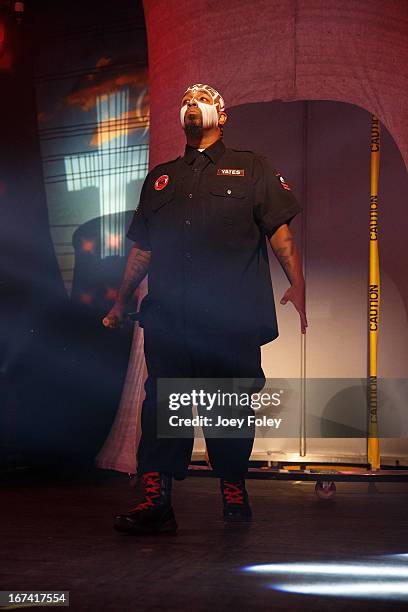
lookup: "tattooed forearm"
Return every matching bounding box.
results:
[117,245,151,305]
[274,235,295,274]
[269,224,304,287]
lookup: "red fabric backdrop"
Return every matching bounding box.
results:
[144,0,408,169]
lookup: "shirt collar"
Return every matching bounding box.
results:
[183,138,226,165]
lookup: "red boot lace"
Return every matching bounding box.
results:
[223,480,244,505]
[129,472,162,511]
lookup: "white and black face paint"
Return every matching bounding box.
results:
[180,83,225,130]
[180,101,219,129]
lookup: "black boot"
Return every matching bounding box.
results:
[220,479,252,522]
[114,472,178,535]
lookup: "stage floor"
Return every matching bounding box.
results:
[1,467,408,611]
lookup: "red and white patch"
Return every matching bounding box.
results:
[154,175,169,190]
[276,172,291,191]
[217,168,245,176]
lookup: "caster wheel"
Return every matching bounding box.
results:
[315,481,336,500]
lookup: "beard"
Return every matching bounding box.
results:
[184,122,203,139]
[184,111,203,138]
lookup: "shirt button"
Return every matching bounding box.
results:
[185,219,191,225]
[227,189,232,195]
[188,193,193,198]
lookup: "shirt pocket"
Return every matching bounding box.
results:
[209,179,252,247]
[210,179,251,221]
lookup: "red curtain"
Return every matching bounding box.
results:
[144,0,408,170]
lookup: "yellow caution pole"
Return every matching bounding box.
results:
[368,115,381,470]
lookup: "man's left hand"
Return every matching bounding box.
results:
[280,285,308,334]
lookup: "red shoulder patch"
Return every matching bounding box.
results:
[154,175,169,190]
[275,171,291,191]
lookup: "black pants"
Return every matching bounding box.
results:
[137,318,265,480]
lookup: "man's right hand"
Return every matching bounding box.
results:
[102,303,127,329]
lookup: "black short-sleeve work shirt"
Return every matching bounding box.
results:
[127,138,301,345]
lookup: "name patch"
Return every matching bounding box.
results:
[217,168,245,176]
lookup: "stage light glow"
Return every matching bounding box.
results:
[274,582,408,599]
[243,562,408,578]
[0,20,5,49]
[81,239,95,253]
[79,293,93,304]
[107,233,122,249]
[105,287,118,301]
[243,556,408,601]
[0,18,12,70]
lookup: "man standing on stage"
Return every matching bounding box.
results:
[103,83,307,535]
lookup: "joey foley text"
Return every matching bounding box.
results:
[166,389,284,429]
